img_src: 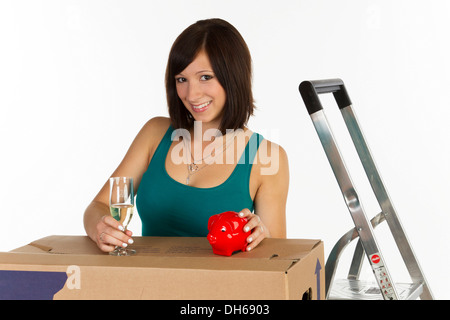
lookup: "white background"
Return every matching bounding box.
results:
[1,0,449,299]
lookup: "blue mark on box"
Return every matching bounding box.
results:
[0,270,67,300]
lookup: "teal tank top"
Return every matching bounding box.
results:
[136,125,263,237]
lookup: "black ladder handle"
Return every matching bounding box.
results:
[299,79,352,115]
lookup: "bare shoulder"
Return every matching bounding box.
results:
[255,138,289,178]
[138,117,171,148]
[141,116,172,137]
[120,116,171,169]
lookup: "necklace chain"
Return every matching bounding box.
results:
[185,131,238,185]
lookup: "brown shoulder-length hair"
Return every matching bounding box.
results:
[165,18,255,133]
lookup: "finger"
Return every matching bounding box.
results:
[125,229,133,237]
[238,208,252,219]
[245,219,268,252]
[110,227,134,246]
[102,215,125,231]
[246,221,266,244]
[238,209,256,232]
[242,214,261,233]
[237,210,267,251]
[99,215,134,245]
[98,242,115,253]
[99,230,132,249]
[246,230,266,251]
[97,231,116,252]
[98,221,134,243]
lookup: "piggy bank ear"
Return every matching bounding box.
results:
[229,215,241,231]
[208,214,220,231]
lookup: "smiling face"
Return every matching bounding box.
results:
[166,19,255,133]
[174,50,227,130]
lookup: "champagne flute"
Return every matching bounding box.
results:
[109,177,136,256]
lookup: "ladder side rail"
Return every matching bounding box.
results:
[300,79,401,300]
[347,240,364,281]
[326,212,385,298]
[340,106,434,300]
[310,109,399,300]
[348,212,385,280]
[325,225,358,299]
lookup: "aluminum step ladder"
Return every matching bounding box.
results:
[299,79,433,300]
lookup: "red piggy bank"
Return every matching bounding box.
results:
[207,211,251,256]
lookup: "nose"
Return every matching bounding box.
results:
[186,82,202,103]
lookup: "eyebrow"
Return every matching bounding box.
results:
[195,70,214,74]
[175,70,214,77]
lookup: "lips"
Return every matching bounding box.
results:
[191,101,211,113]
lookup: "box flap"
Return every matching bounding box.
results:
[12,235,321,260]
[4,236,322,273]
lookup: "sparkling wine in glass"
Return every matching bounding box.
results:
[109,177,135,256]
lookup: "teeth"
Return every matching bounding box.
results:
[193,101,211,109]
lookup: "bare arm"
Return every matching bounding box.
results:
[83,117,171,252]
[240,140,289,251]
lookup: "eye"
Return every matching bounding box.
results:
[200,75,213,81]
[221,226,226,232]
[175,77,186,83]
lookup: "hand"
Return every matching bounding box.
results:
[95,215,134,253]
[239,208,270,252]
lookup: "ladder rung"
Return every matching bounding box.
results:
[328,279,424,300]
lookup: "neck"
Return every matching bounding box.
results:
[189,121,220,161]
[186,121,245,164]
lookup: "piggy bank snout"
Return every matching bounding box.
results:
[207,233,216,244]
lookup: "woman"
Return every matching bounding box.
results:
[83,18,289,253]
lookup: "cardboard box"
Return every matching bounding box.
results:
[0,236,324,300]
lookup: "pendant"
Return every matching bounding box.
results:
[188,163,199,172]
